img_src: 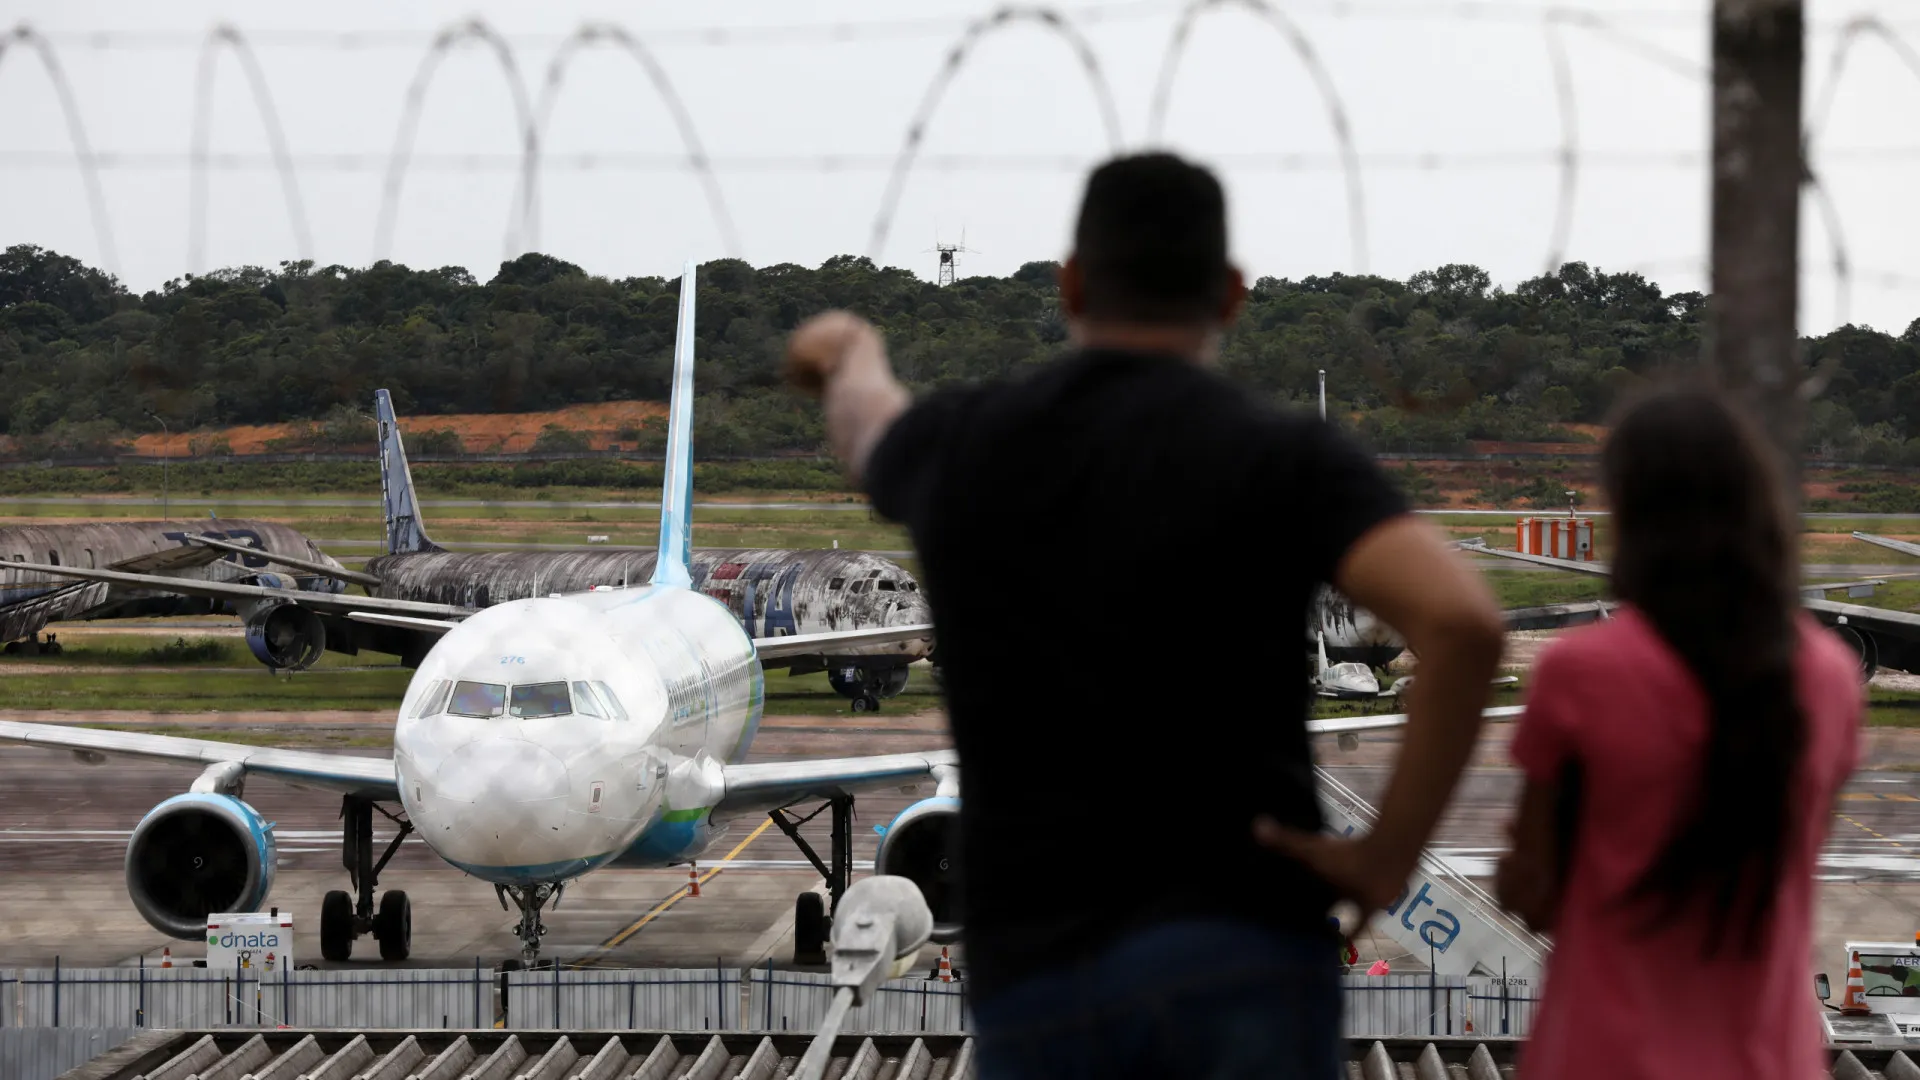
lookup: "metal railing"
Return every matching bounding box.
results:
[1341,974,1541,1039]
[0,960,1536,1038]
[1,958,493,1030]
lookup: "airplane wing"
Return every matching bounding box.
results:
[1503,600,1613,631]
[186,533,384,589]
[1802,596,1920,634]
[347,611,457,634]
[1305,704,1526,737]
[109,543,230,575]
[751,623,934,661]
[1855,531,1920,560]
[0,720,398,799]
[711,706,1527,818]
[716,749,960,816]
[3,560,470,620]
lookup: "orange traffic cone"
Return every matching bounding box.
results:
[1843,952,1870,1014]
[1464,1014,1474,1034]
[937,947,953,984]
[687,863,701,898]
[160,947,172,969]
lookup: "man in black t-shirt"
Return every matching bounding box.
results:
[786,154,1504,1078]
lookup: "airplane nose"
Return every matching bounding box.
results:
[415,739,573,858]
[436,739,570,805]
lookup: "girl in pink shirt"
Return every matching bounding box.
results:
[1497,386,1863,1079]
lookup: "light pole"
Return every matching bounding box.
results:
[146,412,170,520]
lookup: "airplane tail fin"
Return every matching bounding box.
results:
[1315,629,1330,681]
[376,389,440,556]
[650,261,698,589]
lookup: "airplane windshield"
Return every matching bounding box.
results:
[448,681,507,718]
[510,681,573,719]
[593,681,629,722]
[410,679,453,719]
[571,681,605,720]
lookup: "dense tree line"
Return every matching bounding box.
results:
[3,244,1917,463]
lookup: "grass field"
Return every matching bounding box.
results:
[0,668,414,711]
[0,634,404,671]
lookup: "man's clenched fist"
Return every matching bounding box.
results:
[785,311,880,398]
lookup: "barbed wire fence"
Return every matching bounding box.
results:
[3,4,1917,289]
[0,1,1917,429]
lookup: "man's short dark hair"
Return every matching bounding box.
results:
[1071,153,1231,324]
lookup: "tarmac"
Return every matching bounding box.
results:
[8,708,1920,986]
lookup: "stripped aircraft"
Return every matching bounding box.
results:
[0,263,1464,970]
[0,519,351,658]
[7,397,935,711]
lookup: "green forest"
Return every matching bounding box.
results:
[3,243,1918,464]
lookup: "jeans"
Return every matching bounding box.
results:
[972,919,1342,1080]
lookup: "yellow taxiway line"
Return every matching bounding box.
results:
[588,818,775,959]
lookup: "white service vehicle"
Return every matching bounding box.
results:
[206,910,294,975]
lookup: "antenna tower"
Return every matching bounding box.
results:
[928,230,977,287]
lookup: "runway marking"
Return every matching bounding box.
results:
[1839,792,1920,802]
[582,819,774,963]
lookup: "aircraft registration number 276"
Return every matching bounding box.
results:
[499,656,526,665]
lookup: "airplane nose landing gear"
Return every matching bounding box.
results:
[500,882,559,966]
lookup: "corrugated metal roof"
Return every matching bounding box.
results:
[60,1029,972,1080]
[51,1031,1920,1080]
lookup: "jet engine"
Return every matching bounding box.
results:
[1834,623,1880,681]
[245,600,326,671]
[125,793,278,939]
[874,796,961,942]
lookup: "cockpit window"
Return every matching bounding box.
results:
[509,681,573,719]
[410,679,452,719]
[571,681,606,720]
[448,681,507,718]
[877,580,897,591]
[592,681,629,722]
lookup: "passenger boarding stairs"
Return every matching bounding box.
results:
[1316,767,1549,983]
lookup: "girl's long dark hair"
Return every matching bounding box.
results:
[1604,385,1806,954]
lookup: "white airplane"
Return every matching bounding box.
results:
[0,263,1448,967]
[1312,629,1382,699]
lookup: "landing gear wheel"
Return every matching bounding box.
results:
[852,694,879,714]
[375,890,412,962]
[321,890,354,962]
[794,891,827,965]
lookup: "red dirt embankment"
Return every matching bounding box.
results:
[128,400,668,456]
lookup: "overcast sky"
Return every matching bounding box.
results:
[3,0,1916,334]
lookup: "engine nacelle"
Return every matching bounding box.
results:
[874,796,961,943]
[245,600,326,671]
[125,793,277,940]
